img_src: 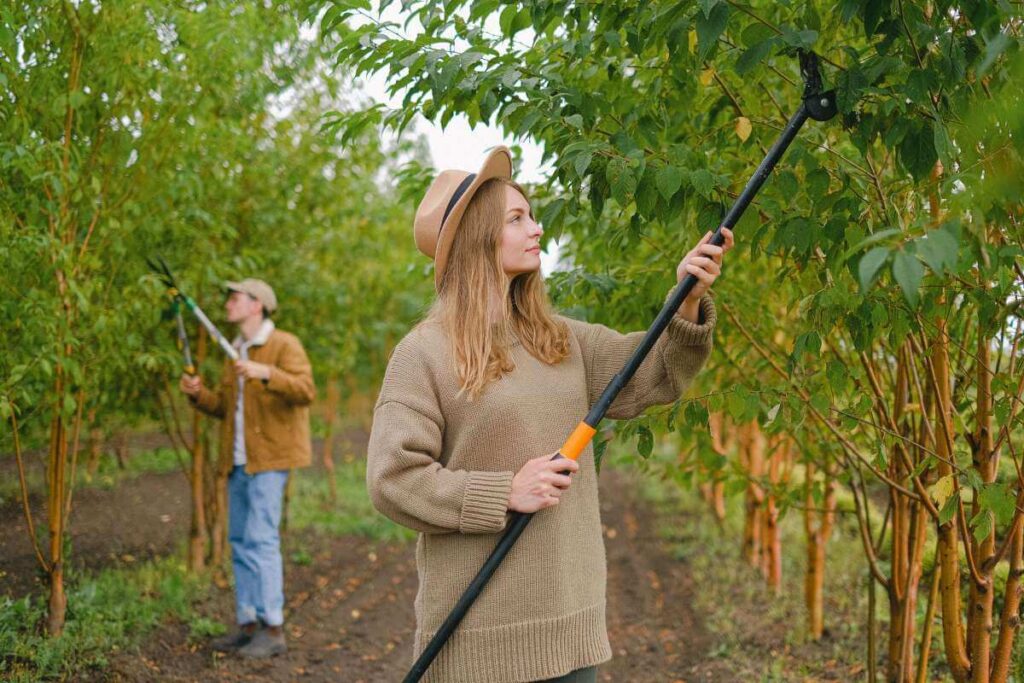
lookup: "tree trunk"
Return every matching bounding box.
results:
[933,314,971,683]
[114,429,129,469]
[322,375,339,503]
[704,412,730,522]
[85,408,102,479]
[739,421,765,570]
[187,327,208,572]
[762,435,788,593]
[804,460,836,640]
[187,415,207,572]
[886,346,929,683]
[916,567,941,683]
[991,519,1024,682]
[45,357,70,635]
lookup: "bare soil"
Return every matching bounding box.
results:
[2,446,739,682]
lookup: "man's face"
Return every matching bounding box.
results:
[225,290,262,324]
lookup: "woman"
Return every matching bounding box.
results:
[367,146,732,683]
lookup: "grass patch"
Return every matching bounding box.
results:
[288,457,414,543]
[0,556,212,682]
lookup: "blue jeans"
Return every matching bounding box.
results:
[228,466,289,626]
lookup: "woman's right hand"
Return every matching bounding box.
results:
[508,453,579,513]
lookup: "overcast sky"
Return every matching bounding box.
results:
[307,9,562,270]
[358,71,562,271]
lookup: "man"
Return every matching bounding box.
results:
[180,278,315,658]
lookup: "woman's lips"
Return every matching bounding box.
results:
[526,246,541,254]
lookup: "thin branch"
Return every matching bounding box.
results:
[10,409,49,572]
[63,387,86,521]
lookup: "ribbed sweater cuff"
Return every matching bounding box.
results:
[459,471,514,533]
[667,293,716,346]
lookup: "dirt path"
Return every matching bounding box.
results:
[0,469,191,598]
[3,449,734,682]
[91,470,733,682]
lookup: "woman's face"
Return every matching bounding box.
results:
[499,185,543,278]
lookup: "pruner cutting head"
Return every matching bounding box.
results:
[146,254,180,296]
[798,50,838,122]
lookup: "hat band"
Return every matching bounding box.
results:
[440,173,477,232]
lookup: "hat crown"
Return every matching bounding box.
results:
[410,146,514,292]
[414,170,472,258]
[227,278,278,313]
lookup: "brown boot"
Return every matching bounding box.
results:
[211,621,260,652]
[238,624,287,658]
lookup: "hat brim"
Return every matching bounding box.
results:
[432,146,514,291]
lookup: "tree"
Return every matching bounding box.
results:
[0,0,430,635]
[318,2,1023,680]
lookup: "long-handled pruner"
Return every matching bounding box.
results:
[167,298,196,376]
[147,255,240,362]
[404,49,838,683]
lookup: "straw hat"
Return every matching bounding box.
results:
[413,146,514,291]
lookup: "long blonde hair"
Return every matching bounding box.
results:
[426,178,570,399]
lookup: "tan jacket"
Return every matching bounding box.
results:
[191,326,315,475]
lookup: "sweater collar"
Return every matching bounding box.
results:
[233,319,275,349]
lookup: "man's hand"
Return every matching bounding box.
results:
[235,360,272,381]
[180,374,202,397]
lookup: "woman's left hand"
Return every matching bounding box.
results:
[676,227,734,301]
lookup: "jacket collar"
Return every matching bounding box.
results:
[233,319,276,349]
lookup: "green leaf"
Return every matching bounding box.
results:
[843,228,900,263]
[858,247,890,292]
[972,510,994,543]
[684,401,710,428]
[892,250,924,306]
[637,425,653,458]
[899,124,938,181]
[593,434,609,474]
[689,168,714,199]
[606,158,637,204]
[809,392,830,416]
[979,483,1017,526]
[574,150,593,178]
[862,0,887,38]
[780,27,818,50]
[916,229,958,275]
[699,0,721,18]
[539,198,565,232]
[734,38,775,75]
[726,389,747,420]
[656,165,683,200]
[933,123,954,164]
[938,491,959,526]
[696,3,729,61]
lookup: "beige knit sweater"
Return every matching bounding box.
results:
[366,295,716,683]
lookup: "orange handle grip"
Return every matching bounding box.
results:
[559,422,597,461]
